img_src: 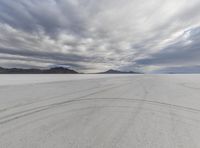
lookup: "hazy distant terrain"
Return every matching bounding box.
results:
[1,75,200,148]
[0,67,78,74]
[98,69,142,74]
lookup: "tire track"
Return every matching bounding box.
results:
[2,78,200,125]
[0,76,125,113]
[0,81,109,113]
[180,83,200,90]
[0,82,132,124]
[0,76,127,113]
[1,96,200,125]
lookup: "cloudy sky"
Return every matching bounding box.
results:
[0,0,200,73]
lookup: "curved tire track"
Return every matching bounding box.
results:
[0,82,133,124]
[1,97,200,125]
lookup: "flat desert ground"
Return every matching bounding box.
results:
[1,74,200,148]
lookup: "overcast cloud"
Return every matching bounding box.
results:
[0,0,200,73]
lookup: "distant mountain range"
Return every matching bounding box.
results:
[0,67,142,74]
[0,67,78,74]
[98,69,142,74]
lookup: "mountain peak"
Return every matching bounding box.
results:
[99,69,141,74]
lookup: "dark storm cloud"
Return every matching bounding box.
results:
[136,27,200,67]
[0,47,108,64]
[155,65,200,74]
[0,0,200,72]
[0,0,88,37]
